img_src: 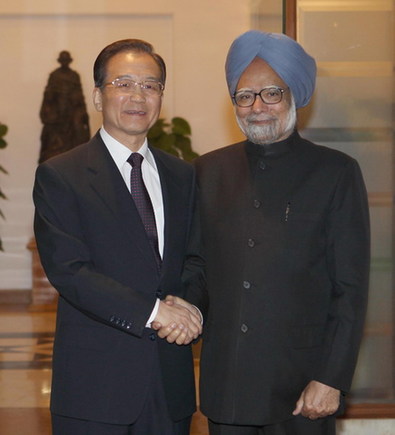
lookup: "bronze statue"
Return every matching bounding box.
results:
[38,51,90,163]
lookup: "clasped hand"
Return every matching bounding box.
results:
[293,380,340,420]
[151,295,202,345]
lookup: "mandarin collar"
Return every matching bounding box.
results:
[245,130,299,159]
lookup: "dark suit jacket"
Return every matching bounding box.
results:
[33,131,205,425]
[194,131,370,426]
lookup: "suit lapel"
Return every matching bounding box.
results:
[150,147,188,272]
[86,134,121,215]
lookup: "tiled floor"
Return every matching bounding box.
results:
[0,304,209,435]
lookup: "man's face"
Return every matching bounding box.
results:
[235,57,296,145]
[93,51,163,150]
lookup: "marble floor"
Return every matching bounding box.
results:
[0,304,209,435]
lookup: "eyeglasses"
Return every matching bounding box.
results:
[103,78,164,96]
[233,86,288,107]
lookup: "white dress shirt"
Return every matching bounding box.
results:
[100,127,161,326]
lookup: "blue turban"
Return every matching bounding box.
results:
[225,30,317,108]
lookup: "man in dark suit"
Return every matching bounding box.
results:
[33,39,206,435]
[194,31,370,434]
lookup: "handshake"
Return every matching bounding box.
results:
[152,295,203,345]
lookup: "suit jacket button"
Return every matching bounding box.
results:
[156,289,163,297]
[241,324,248,333]
[259,160,266,170]
[253,200,261,208]
[248,238,255,247]
[243,281,251,289]
[149,333,156,341]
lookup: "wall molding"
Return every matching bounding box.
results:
[0,289,31,304]
[343,403,395,419]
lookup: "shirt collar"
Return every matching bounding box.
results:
[99,127,157,171]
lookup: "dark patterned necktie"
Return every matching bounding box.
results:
[127,153,161,268]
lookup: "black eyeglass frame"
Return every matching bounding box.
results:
[233,86,289,107]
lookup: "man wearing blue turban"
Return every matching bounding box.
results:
[190,31,370,434]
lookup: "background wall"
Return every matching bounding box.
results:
[0,0,249,290]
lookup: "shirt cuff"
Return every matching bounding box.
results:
[146,298,160,328]
[192,305,204,324]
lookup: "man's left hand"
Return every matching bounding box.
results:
[292,380,340,420]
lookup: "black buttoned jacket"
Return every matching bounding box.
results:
[195,131,370,426]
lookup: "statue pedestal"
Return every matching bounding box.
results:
[27,237,58,310]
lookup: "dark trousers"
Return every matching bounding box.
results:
[208,415,336,435]
[52,414,191,435]
[52,350,191,435]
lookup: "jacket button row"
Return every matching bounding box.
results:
[109,315,132,329]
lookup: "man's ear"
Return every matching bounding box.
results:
[93,88,103,112]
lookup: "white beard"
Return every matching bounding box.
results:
[236,96,297,145]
